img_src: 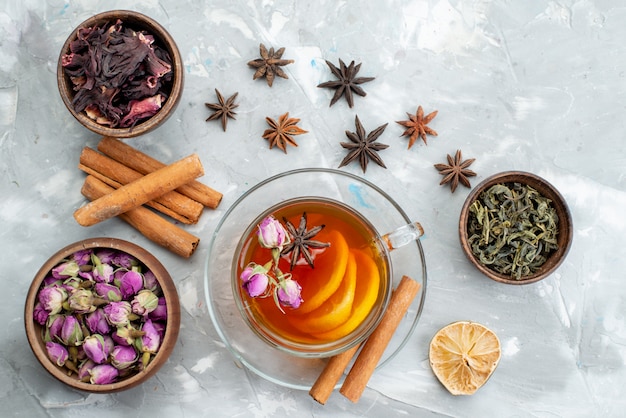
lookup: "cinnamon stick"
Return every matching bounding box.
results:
[79,147,204,224]
[339,276,421,403]
[98,136,223,209]
[81,175,200,258]
[309,344,361,405]
[74,153,204,227]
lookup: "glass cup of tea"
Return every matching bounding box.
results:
[204,168,427,388]
[233,197,423,357]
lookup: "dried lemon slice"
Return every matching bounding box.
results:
[429,321,501,395]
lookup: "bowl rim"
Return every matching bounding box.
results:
[56,10,184,138]
[458,170,573,285]
[24,237,180,393]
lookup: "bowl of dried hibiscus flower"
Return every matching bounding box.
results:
[459,171,573,284]
[57,10,183,138]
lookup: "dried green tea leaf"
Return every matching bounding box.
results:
[467,182,559,280]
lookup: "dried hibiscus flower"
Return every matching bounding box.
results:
[61,19,173,128]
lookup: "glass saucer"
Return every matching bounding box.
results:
[204,168,427,390]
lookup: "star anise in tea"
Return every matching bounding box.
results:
[396,105,438,149]
[339,115,389,173]
[434,150,477,193]
[281,212,330,270]
[262,112,308,153]
[205,89,238,131]
[317,59,375,108]
[247,43,294,87]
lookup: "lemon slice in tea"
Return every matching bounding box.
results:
[290,251,357,334]
[294,229,349,314]
[312,248,380,341]
[429,321,501,395]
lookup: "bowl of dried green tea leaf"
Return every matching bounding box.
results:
[459,171,572,284]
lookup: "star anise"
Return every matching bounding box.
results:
[396,105,438,149]
[281,212,330,270]
[434,150,477,193]
[317,59,375,108]
[262,112,308,153]
[247,43,294,87]
[205,89,238,131]
[339,115,389,173]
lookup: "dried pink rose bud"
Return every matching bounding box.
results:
[148,297,167,321]
[85,308,111,334]
[103,301,133,327]
[68,288,98,314]
[52,261,79,279]
[111,324,144,346]
[93,262,114,283]
[135,319,161,368]
[110,345,138,370]
[240,263,270,298]
[131,289,159,316]
[89,364,119,385]
[33,302,49,325]
[94,282,122,302]
[38,286,67,315]
[45,342,69,367]
[83,334,109,364]
[277,278,303,309]
[78,359,96,382]
[60,315,83,346]
[115,270,143,299]
[256,215,290,251]
[45,314,65,343]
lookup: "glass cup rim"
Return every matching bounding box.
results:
[231,196,394,357]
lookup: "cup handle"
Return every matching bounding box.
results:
[381,221,424,251]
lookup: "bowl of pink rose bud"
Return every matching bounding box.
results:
[24,238,180,393]
[57,10,183,138]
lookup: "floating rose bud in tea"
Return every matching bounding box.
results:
[277,278,302,309]
[239,215,306,313]
[256,215,290,251]
[240,263,271,298]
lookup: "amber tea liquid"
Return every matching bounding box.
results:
[235,198,390,348]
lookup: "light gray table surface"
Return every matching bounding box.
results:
[1,0,624,416]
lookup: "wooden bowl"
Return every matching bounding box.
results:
[57,10,183,138]
[24,238,180,393]
[459,171,573,284]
